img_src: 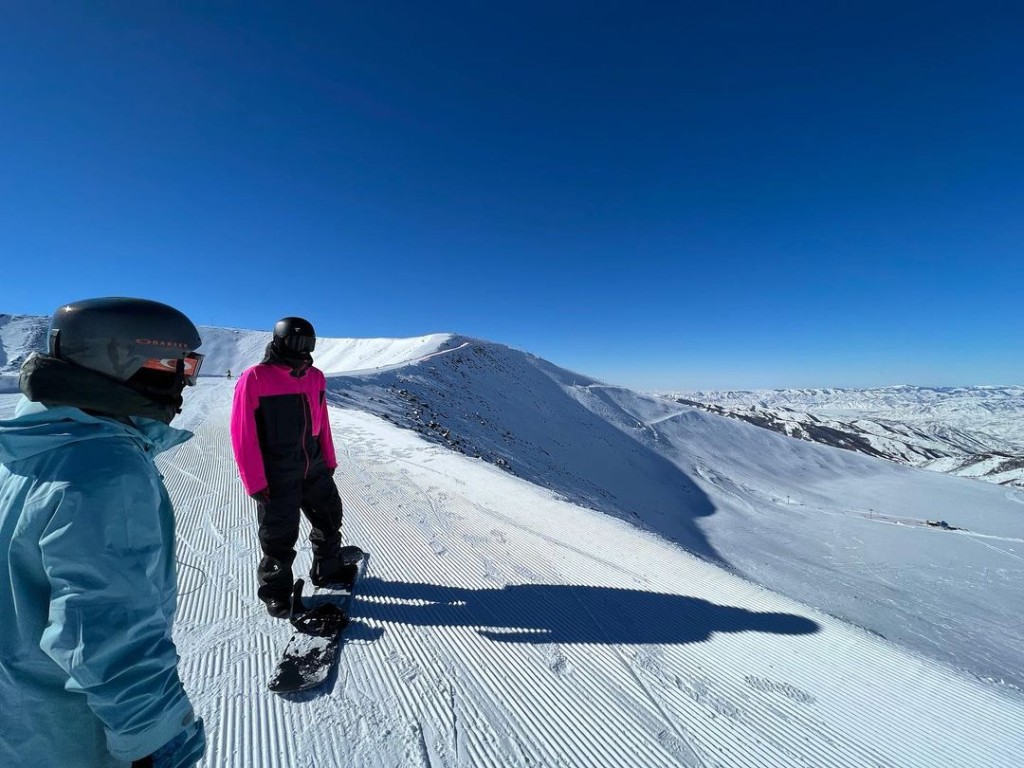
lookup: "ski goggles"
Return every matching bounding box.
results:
[281,334,316,353]
[140,352,205,385]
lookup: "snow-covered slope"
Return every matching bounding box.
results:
[663,386,1024,488]
[191,325,455,377]
[0,314,50,392]
[326,346,1024,691]
[329,343,719,561]
[0,314,49,370]
[23,380,1016,768]
[2,319,1023,765]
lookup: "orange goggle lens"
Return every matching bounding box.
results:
[140,352,204,385]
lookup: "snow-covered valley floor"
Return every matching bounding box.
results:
[50,379,1019,768]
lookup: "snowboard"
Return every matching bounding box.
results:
[268,546,367,695]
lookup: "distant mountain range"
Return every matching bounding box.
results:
[661,386,1024,488]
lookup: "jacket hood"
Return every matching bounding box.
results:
[0,397,192,465]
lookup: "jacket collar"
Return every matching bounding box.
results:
[0,397,192,463]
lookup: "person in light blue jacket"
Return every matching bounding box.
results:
[0,298,207,768]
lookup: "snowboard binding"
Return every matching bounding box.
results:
[309,545,365,587]
[287,579,348,634]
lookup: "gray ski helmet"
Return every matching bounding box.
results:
[48,297,203,382]
[272,316,316,353]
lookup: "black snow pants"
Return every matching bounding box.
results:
[255,469,344,602]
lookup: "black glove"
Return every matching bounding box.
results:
[251,488,270,504]
[329,467,336,477]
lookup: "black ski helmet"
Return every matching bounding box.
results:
[48,298,203,383]
[272,316,316,354]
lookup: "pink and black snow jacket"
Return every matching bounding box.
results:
[230,361,337,496]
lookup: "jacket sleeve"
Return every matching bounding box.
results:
[38,455,195,762]
[316,373,338,471]
[230,368,268,495]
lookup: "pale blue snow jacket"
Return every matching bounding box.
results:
[0,398,198,767]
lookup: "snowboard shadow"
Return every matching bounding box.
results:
[354,578,819,645]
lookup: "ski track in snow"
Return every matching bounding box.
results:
[129,382,1024,767]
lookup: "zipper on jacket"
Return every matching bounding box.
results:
[301,394,311,477]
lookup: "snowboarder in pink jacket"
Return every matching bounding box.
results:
[230,317,358,617]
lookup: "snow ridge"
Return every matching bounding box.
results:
[0,312,453,380]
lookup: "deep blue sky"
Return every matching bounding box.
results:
[1,2,1021,389]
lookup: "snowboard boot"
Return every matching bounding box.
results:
[258,555,295,619]
[309,545,364,587]
[263,595,292,619]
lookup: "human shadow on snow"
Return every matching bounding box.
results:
[353,578,819,645]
